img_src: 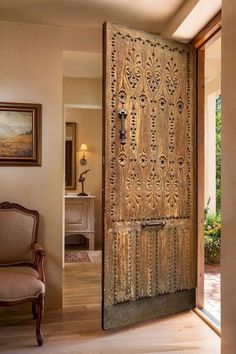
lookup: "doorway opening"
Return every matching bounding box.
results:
[62,49,102,308]
[195,14,221,333]
[203,36,221,328]
[61,17,221,332]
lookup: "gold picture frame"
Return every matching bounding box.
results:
[0,102,42,166]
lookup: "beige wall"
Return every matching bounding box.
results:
[62,27,102,53]
[64,77,102,246]
[222,1,236,353]
[63,77,102,106]
[0,22,63,309]
[0,21,102,310]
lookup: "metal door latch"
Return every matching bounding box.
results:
[141,220,166,229]
[118,109,127,145]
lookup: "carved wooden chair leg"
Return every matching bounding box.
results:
[32,300,38,319]
[35,294,44,346]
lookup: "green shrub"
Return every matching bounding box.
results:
[204,209,221,258]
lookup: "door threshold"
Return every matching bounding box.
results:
[193,308,221,337]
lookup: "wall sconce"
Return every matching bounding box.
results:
[80,144,88,165]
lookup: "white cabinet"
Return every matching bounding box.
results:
[65,195,95,250]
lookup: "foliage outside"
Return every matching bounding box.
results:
[204,209,221,259]
[204,95,221,261]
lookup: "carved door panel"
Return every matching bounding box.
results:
[103,23,196,329]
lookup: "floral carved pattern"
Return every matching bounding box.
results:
[146,54,161,93]
[130,106,137,153]
[139,151,148,168]
[165,170,179,208]
[125,50,142,89]
[139,92,148,108]
[159,95,167,111]
[125,168,142,211]
[177,96,184,114]
[177,156,184,170]
[146,168,162,208]
[165,59,179,97]
[118,88,127,104]
[159,153,167,169]
[168,112,175,153]
[118,150,128,167]
[150,108,157,152]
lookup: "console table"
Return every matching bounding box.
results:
[65,195,95,251]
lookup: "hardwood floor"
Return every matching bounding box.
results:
[0,252,220,354]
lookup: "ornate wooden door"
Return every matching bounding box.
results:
[103,23,196,330]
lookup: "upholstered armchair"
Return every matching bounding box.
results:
[0,202,45,346]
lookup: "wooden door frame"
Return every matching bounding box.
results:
[191,12,221,310]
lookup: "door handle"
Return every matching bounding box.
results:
[141,220,166,229]
[118,109,127,145]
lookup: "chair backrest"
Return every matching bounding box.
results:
[0,202,39,266]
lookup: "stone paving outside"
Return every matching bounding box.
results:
[204,262,221,325]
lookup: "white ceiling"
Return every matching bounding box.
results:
[0,0,221,79]
[172,0,221,42]
[0,0,185,34]
[0,0,221,38]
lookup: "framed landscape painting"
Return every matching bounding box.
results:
[0,102,42,166]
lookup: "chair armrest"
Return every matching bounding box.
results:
[33,243,45,283]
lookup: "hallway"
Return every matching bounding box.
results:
[0,253,220,354]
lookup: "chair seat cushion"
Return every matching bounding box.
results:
[0,266,45,302]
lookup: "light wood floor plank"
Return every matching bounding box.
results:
[0,253,220,354]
